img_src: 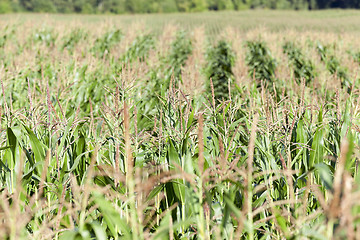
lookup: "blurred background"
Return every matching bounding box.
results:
[1,0,360,14]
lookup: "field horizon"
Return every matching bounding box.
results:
[2,10,360,35]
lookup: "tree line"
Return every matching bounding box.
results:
[1,0,360,14]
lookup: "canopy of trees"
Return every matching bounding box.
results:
[1,0,360,14]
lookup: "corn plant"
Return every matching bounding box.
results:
[205,40,235,102]
[91,29,122,58]
[162,30,193,89]
[0,25,16,65]
[246,40,277,83]
[140,31,192,102]
[316,43,352,92]
[348,49,360,65]
[121,34,155,64]
[0,34,5,48]
[61,28,88,53]
[168,31,192,79]
[283,41,317,85]
[32,28,58,47]
[0,25,16,48]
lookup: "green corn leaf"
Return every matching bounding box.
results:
[23,125,47,163]
[314,163,333,190]
[7,128,17,163]
[309,127,324,168]
[90,221,107,240]
[93,192,131,239]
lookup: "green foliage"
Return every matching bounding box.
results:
[283,41,317,85]
[316,43,352,91]
[121,34,155,64]
[167,30,192,83]
[0,0,12,13]
[0,35,5,49]
[246,40,277,83]
[175,0,208,11]
[208,0,234,10]
[205,40,235,102]
[32,28,58,47]
[0,25,16,48]
[1,23,360,240]
[61,28,88,53]
[91,29,122,58]
[33,0,56,12]
[349,49,360,66]
[158,0,179,12]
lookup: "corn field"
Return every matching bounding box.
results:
[1,16,360,240]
